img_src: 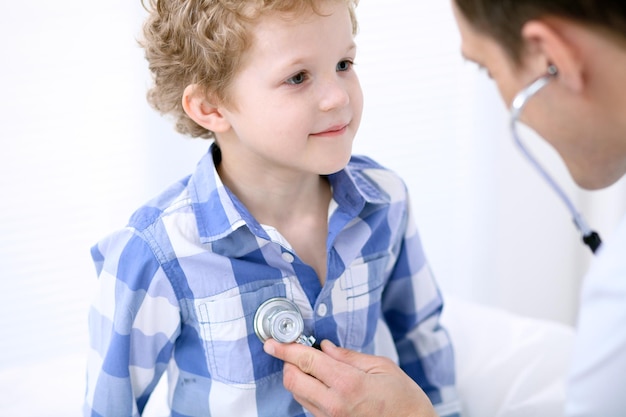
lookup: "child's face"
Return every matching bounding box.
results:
[218,1,363,177]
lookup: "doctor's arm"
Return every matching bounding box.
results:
[264,339,437,417]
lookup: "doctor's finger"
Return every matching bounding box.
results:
[265,339,359,384]
[265,340,363,389]
[283,362,331,415]
[320,339,400,374]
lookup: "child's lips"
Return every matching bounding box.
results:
[311,123,348,137]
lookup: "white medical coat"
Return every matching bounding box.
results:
[566,213,626,416]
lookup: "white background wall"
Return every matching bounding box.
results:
[1,0,625,414]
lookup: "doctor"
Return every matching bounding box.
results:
[263,0,626,416]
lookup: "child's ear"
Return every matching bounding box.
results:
[182,84,231,133]
[521,20,584,93]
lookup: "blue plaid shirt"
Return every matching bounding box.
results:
[85,145,461,417]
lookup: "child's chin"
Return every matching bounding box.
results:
[320,155,352,175]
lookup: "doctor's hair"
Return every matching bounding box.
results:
[139,0,359,139]
[453,0,626,65]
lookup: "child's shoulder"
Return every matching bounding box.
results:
[346,154,408,199]
[127,175,193,232]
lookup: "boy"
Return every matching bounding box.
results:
[84,1,460,416]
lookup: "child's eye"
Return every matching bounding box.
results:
[336,59,354,72]
[286,72,308,85]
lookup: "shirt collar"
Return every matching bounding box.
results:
[188,144,390,244]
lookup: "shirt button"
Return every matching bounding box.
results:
[317,303,328,317]
[281,252,295,263]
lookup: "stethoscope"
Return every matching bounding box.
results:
[254,297,317,347]
[510,65,602,254]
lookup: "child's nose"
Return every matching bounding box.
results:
[318,77,350,112]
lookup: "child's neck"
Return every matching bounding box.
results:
[217,158,332,284]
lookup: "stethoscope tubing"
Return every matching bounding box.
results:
[509,68,601,254]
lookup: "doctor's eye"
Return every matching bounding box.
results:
[471,62,492,79]
[336,59,354,72]
[463,58,493,79]
[286,71,309,85]
[477,64,493,79]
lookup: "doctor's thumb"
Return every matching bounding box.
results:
[319,340,378,370]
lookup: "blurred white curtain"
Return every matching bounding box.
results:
[1,0,625,382]
[0,0,209,371]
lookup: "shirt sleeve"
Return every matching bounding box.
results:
[84,227,181,417]
[382,201,462,417]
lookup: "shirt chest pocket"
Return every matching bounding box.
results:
[195,281,290,385]
[338,254,390,350]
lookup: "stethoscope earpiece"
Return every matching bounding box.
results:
[547,64,558,76]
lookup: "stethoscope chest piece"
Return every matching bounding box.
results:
[254,297,316,346]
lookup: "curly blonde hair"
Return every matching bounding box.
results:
[140,0,359,139]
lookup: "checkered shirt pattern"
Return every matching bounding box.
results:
[84,145,461,417]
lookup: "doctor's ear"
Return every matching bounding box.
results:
[521,20,584,93]
[182,84,231,133]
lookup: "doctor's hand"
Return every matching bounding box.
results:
[263,339,437,417]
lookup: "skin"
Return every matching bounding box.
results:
[182,1,363,284]
[264,339,436,417]
[263,2,626,416]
